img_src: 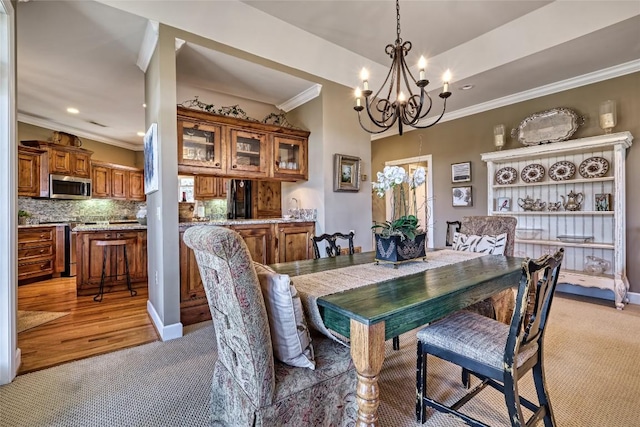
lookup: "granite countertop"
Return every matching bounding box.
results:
[18,223,68,229]
[73,218,313,232]
[73,223,147,232]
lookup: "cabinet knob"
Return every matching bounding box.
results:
[40,249,44,253]
[232,165,237,169]
[40,234,44,238]
[214,162,220,167]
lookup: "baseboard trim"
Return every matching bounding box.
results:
[147,300,183,341]
[14,348,21,379]
[556,284,638,306]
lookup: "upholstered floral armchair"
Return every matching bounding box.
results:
[182,225,357,426]
[459,216,518,324]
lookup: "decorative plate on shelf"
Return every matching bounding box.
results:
[579,157,609,178]
[548,160,576,181]
[521,164,546,183]
[495,167,518,185]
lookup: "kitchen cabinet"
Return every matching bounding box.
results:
[91,160,145,201]
[177,106,309,181]
[128,170,145,201]
[273,135,308,180]
[179,221,314,325]
[482,131,632,309]
[228,223,273,265]
[178,120,224,171]
[276,222,314,262]
[252,181,282,218]
[21,140,93,178]
[76,230,147,296]
[194,176,227,200]
[227,128,269,178]
[17,145,48,197]
[18,225,64,281]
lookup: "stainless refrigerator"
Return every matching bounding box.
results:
[227,179,252,219]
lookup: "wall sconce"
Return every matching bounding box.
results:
[599,100,617,134]
[493,124,506,150]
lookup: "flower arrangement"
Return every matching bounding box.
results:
[371,165,426,240]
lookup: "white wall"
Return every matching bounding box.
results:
[0,0,18,384]
[144,24,182,341]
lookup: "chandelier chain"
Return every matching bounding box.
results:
[396,0,401,44]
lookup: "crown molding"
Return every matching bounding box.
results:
[136,20,159,73]
[17,113,142,151]
[371,60,640,141]
[276,84,322,112]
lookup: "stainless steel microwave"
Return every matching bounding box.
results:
[49,174,92,200]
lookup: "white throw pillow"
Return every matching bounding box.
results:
[253,262,315,370]
[452,232,507,255]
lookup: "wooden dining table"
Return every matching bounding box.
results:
[271,250,524,427]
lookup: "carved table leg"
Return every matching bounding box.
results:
[350,319,386,427]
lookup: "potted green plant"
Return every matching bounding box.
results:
[371,165,427,265]
[18,210,31,225]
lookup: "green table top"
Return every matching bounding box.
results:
[271,252,523,339]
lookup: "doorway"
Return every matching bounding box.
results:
[383,155,434,248]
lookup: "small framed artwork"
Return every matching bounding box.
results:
[595,193,611,211]
[497,197,511,212]
[451,161,471,183]
[334,153,361,192]
[143,123,159,195]
[452,186,473,207]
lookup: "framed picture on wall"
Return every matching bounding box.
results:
[595,193,611,211]
[497,197,511,212]
[452,186,473,207]
[451,161,471,183]
[334,154,361,192]
[143,123,159,195]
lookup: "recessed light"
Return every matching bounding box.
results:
[67,107,80,114]
[459,84,474,91]
[142,103,147,108]
[137,131,145,137]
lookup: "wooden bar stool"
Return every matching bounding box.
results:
[93,239,137,302]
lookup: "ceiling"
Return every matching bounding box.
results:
[16,1,640,150]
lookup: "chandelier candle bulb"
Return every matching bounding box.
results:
[442,70,452,94]
[418,56,427,81]
[360,68,369,91]
[355,88,362,108]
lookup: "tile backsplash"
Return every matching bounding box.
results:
[18,197,146,223]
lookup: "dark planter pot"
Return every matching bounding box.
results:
[374,233,427,265]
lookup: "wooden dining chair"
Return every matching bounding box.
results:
[416,249,564,427]
[310,232,355,259]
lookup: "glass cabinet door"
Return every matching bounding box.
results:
[178,121,223,170]
[229,129,267,176]
[273,136,307,180]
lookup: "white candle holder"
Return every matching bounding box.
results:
[599,100,617,134]
[493,124,506,150]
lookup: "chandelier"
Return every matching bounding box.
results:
[354,0,452,135]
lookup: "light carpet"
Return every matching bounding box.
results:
[17,310,70,333]
[1,294,638,427]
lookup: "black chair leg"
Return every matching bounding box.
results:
[461,368,471,389]
[393,335,400,350]
[532,361,556,427]
[123,246,137,297]
[503,371,526,427]
[94,246,107,302]
[415,343,428,423]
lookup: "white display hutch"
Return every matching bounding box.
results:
[481,131,633,309]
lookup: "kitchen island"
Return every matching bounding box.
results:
[75,218,315,324]
[179,218,316,324]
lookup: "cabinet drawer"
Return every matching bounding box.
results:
[19,245,53,260]
[18,259,54,279]
[19,228,54,243]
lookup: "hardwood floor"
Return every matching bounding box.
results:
[17,276,158,375]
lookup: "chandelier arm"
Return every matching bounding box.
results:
[365,98,398,129]
[410,98,449,129]
[357,111,397,134]
[416,88,434,121]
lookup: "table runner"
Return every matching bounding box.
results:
[291,249,488,345]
